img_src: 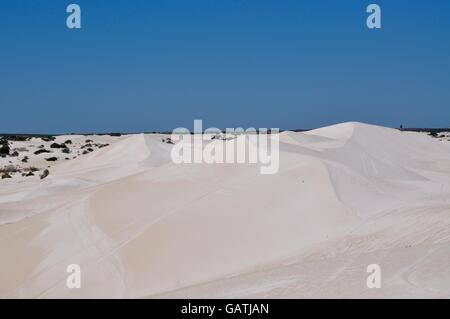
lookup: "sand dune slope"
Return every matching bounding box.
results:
[1,123,450,298]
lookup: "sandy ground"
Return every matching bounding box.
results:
[1,122,450,298]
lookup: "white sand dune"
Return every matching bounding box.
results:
[1,122,450,298]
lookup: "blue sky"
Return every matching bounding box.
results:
[1,0,450,133]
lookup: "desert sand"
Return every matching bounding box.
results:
[1,122,450,298]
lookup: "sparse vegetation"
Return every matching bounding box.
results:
[1,135,29,142]
[0,136,115,182]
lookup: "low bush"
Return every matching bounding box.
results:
[1,173,12,179]
[41,136,56,142]
[40,169,50,180]
[0,144,10,156]
[34,149,51,155]
[0,165,19,173]
[50,143,67,149]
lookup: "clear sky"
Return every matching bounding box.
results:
[1,0,450,133]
